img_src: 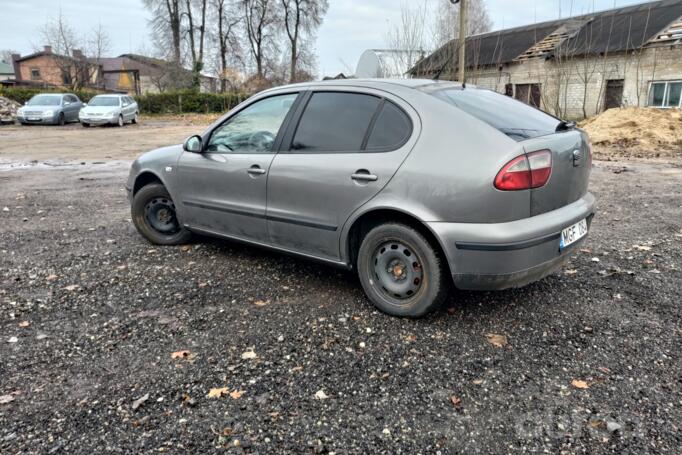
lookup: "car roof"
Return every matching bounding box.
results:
[261,78,470,97]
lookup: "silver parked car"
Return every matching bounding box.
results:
[79,94,139,127]
[17,93,83,125]
[126,79,595,317]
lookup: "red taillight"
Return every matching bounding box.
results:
[494,150,552,191]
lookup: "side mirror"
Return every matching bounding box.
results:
[83,103,88,107]
[183,135,203,153]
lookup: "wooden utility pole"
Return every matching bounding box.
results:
[450,0,467,84]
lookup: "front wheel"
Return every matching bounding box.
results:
[58,113,65,126]
[357,223,449,317]
[117,115,124,127]
[131,183,192,245]
[81,122,90,128]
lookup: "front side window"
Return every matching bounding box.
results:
[207,93,298,153]
[292,92,380,152]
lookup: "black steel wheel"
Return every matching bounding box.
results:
[357,223,448,317]
[132,183,192,245]
[58,113,65,126]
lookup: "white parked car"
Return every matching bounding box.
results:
[79,94,139,127]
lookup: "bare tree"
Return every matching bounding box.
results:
[280,0,328,83]
[40,13,111,89]
[385,0,431,77]
[242,0,279,82]
[433,0,492,48]
[184,0,208,87]
[1,49,18,64]
[144,0,183,65]
[213,0,243,91]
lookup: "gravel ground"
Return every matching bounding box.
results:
[1,155,681,453]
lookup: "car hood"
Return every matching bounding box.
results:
[81,106,120,114]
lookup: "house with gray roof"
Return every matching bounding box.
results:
[410,0,682,119]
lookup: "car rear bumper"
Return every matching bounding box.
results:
[427,192,595,291]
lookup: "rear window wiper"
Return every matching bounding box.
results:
[556,120,576,132]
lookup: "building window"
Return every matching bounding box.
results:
[648,81,682,108]
[30,68,41,80]
[62,70,72,85]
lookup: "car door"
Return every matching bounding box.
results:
[266,89,418,261]
[64,95,79,121]
[177,92,300,242]
[120,97,131,121]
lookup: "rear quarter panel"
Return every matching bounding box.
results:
[364,91,531,224]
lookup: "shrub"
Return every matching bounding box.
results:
[0,87,100,104]
[134,91,249,114]
[0,86,249,115]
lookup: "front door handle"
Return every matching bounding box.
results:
[351,171,378,182]
[247,165,266,175]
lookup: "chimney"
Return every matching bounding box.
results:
[11,53,22,81]
[72,49,84,60]
[44,45,52,54]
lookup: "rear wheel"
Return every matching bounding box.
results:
[131,183,192,245]
[132,112,139,124]
[357,223,448,317]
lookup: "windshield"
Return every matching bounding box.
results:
[89,96,120,107]
[27,95,62,106]
[428,88,561,141]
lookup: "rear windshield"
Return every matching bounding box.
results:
[89,96,120,107]
[429,88,561,141]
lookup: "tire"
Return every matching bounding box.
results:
[131,183,192,245]
[81,123,90,128]
[117,115,124,127]
[58,113,65,126]
[132,112,139,124]
[357,223,449,317]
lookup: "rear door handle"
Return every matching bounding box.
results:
[247,165,266,175]
[351,172,378,182]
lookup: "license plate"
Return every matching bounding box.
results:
[560,218,588,249]
[27,117,40,121]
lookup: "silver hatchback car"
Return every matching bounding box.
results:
[79,94,139,127]
[127,79,595,317]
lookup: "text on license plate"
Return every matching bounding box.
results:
[560,218,588,249]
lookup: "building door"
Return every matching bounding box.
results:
[514,84,542,108]
[605,79,624,110]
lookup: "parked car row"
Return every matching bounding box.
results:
[15,93,139,127]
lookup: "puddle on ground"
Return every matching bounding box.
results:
[0,159,129,172]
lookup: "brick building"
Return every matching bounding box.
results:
[410,0,682,119]
[11,46,101,89]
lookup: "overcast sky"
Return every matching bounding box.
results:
[1,0,652,76]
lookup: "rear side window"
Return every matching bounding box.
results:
[430,88,560,141]
[292,92,380,152]
[365,101,412,151]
